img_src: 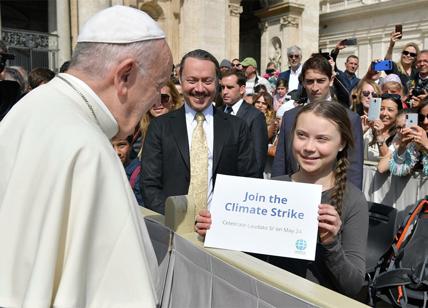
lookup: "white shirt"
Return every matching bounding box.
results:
[224,98,244,115]
[245,74,273,96]
[184,102,214,206]
[288,64,302,93]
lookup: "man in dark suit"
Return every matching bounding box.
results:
[278,45,304,95]
[141,49,258,214]
[272,55,364,189]
[220,70,268,178]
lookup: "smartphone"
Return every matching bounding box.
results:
[371,60,393,72]
[405,113,418,128]
[368,97,382,121]
[395,25,403,39]
[342,38,358,46]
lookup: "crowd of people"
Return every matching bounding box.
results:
[1,5,428,305]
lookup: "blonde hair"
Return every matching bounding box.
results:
[137,80,182,158]
[397,42,420,74]
[352,79,381,113]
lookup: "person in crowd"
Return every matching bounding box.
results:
[385,30,419,94]
[380,74,409,108]
[272,54,364,189]
[330,40,360,96]
[352,78,382,116]
[112,135,143,205]
[133,79,181,156]
[220,70,268,178]
[231,58,242,71]
[409,50,428,110]
[0,6,173,306]
[241,57,272,97]
[389,99,428,176]
[28,67,55,90]
[273,78,293,112]
[2,66,26,96]
[253,91,278,178]
[278,45,303,94]
[141,49,258,215]
[363,94,401,162]
[377,108,410,173]
[196,100,368,299]
[219,59,232,73]
[263,61,279,89]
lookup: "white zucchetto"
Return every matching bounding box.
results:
[77,5,165,44]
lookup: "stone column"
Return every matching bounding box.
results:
[180,0,228,61]
[228,1,243,61]
[56,0,71,69]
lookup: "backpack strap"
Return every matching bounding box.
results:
[129,165,141,189]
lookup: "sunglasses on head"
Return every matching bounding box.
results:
[288,54,300,59]
[362,91,378,97]
[161,93,171,104]
[402,50,417,57]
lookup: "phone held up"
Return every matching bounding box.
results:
[405,113,418,128]
[371,60,393,72]
[395,25,403,39]
[342,38,358,46]
[368,97,382,121]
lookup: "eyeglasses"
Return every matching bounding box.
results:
[161,93,171,105]
[288,54,300,59]
[418,114,428,123]
[362,91,378,97]
[232,63,241,67]
[402,50,417,57]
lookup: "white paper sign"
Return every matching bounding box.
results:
[204,174,322,261]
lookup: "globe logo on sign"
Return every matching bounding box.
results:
[295,239,307,251]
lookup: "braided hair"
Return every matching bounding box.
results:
[291,100,354,216]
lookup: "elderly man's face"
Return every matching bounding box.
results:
[122,40,172,137]
[417,52,428,76]
[288,53,301,70]
[181,57,217,112]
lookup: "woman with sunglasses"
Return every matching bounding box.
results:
[363,94,402,162]
[134,80,182,156]
[352,79,382,117]
[389,99,428,176]
[385,30,420,94]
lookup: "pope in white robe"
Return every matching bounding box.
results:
[0,5,173,308]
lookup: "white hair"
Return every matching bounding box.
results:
[287,45,302,57]
[69,40,162,79]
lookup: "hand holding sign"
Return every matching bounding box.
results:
[204,175,322,261]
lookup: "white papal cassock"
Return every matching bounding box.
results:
[0,73,159,308]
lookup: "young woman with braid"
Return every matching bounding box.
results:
[195,101,369,298]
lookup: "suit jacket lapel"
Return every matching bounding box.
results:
[213,108,227,173]
[236,100,248,118]
[170,107,190,170]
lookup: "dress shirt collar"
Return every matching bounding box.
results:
[224,98,243,115]
[58,73,118,139]
[184,102,214,123]
[291,64,302,74]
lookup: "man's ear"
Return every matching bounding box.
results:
[114,58,136,98]
[239,84,246,96]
